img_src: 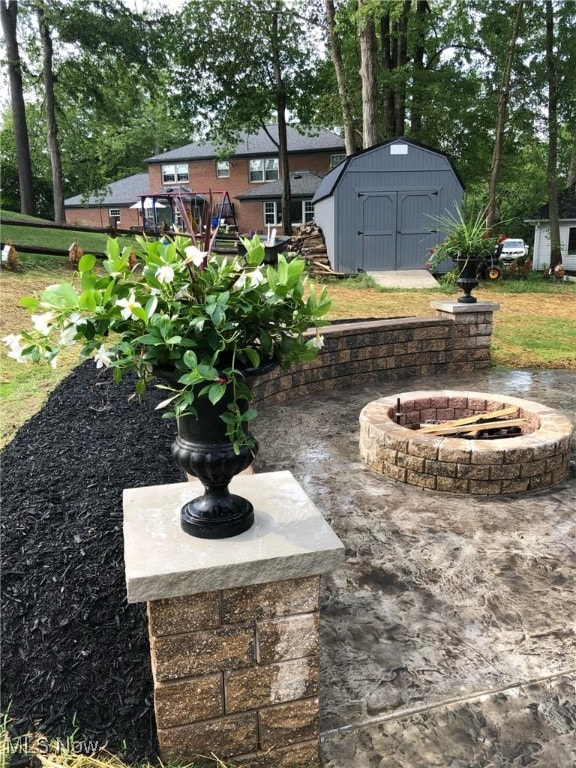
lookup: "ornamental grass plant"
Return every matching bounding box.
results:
[426,207,505,270]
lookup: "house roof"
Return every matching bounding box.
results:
[146,126,345,163]
[65,172,149,207]
[533,184,576,219]
[235,170,324,201]
[312,137,464,204]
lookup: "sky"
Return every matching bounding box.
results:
[126,0,185,11]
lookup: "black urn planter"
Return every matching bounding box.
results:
[171,395,257,539]
[455,256,480,304]
[163,360,275,539]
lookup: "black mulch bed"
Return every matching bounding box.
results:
[1,361,186,760]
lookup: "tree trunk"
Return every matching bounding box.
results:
[393,0,411,135]
[358,0,379,147]
[409,0,427,139]
[545,0,562,272]
[486,1,523,229]
[381,10,396,138]
[271,4,292,236]
[325,0,357,154]
[37,4,65,223]
[566,131,576,188]
[1,0,35,215]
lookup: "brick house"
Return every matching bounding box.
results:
[64,126,345,234]
[64,172,150,230]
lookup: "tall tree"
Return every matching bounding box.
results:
[37,2,65,222]
[0,0,35,214]
[545,0,561,272]
[357,0,379,147]
[486,0,524,229]
[409,0,428,139]
[23,0,169,209]
[270,2,292,233]
[325,0,357,154]
[173,0,322,236]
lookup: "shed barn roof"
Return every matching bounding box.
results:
[312,137,464,204]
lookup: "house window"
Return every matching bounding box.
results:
[568,227,576,255]
[263,201,314,226]
[216,160,230,178]
[249,158,279,182]
[330,153,346,168]
[109,208,120,220]
[264,202,278,225]
[162,164,189,184]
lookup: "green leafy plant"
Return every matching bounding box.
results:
[5,234,331,451]
[426,208,506,270]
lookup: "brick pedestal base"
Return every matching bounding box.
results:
[149,576,322,765]
[123,472,344,767]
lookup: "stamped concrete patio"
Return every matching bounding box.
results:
[254,369,576,767]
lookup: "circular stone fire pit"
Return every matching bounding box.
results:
[359,390,573,495]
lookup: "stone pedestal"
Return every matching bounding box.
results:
[123,471,344,767]
[430,300,500,372]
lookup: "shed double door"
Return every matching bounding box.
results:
[357,189,439,271]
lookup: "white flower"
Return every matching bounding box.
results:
[156,265,175,284]
[249,268,266,286]
[184,245,208,268]
[3,334,25,362]
[232,272,249,291]
[310,333,325,350]
[59,325,77,346]
[115,291,142,320]
[59,313,84,346]
[31,311,55,335]
[94,344,112,368]
[233,268,267,292]
[174,286,190,300]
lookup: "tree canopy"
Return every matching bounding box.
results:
[1,0,574,241]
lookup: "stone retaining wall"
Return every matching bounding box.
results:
[252,302,499,407]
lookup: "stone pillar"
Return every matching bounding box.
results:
[123,471,344,767]
[430,300,500,373]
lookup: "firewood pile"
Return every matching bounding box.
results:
[287,224,335,275]
[413,407,527,439]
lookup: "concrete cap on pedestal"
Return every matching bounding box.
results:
[123,471,345,603]
[430,300,500,314]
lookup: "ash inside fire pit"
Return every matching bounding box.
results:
[360,390,573,495]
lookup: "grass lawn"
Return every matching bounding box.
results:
[1,249,575,449]
[0,208,133,261]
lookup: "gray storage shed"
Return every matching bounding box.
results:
[312,137,464,273]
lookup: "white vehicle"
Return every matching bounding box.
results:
[499,238,529,262]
